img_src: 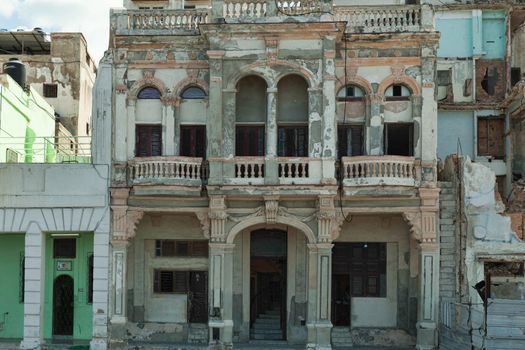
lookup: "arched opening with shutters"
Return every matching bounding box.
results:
[235,75,267,157]
[135,86,162,157]
[337,84,367,159]
[276,74,309,157]
[179,86,207,158]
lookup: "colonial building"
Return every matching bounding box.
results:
[94,0,441,348]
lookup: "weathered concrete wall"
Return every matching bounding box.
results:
[437,111,474,161]
[0,33,96,137]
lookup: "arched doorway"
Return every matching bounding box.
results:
[250,229,287,340]
[52,275,74,336]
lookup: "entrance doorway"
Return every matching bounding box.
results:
[188,271,208,323]
[52,275,74,336]
[250,229,287,340]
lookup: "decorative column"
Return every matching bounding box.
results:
[322,46,337,182]
[161,95,177,155]
[208,196,234,349]
[207,50,225,185]
[172,99,182,156]
[306,196,340,350]
[91,213,111,350]
[109,188,143,325]
[368,94,384,156]
[20,223,45,350]
[126,98,137,159]
[222,88,236,160]
[404,188,440,350]
[266,87,278,184]
[420,39,439,185]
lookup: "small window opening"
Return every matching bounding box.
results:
[181,86,206,100]
[337,85,365,101]
[385,84,410,101]
[53,239,76,259]
[180,125,206,158]
[481,66,499,96]
[43,83,58,98]
[137,87,161,99]
[135,124,162,157]
[154,270,189,293]
[477,117,505,159]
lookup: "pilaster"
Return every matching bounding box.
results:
[20,223,44,350]
[266,87,278,185]
[207,50,225,185]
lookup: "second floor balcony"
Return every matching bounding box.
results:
[124,154,423,192]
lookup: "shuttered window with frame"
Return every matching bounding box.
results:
[277,126,308,157]
[135,125,162,157]
[180,125,206,158]
[338,125,364,158]
[154,270,190,293]
[478,117,505,159]
[235,126,265,156]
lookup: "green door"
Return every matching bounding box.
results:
[0,234,25,339]
[44,234,93,340]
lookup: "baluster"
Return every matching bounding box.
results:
[236,164,241,178]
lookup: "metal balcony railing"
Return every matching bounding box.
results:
[0,136,91,164]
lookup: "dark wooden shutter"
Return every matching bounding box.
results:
[180,126,206,158]
[278,126,308,157]
[236,126,265,156]
[136,125,162,157]
[478,118,489,156]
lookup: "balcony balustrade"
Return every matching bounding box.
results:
[333,5,422,33]
[113,3,429,34]
[341,155,419,187]
[128,156,204,186]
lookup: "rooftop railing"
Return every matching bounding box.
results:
[0,136,91,164]
[113,2,431,34]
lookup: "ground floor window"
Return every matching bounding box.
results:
[332,242,387,326]
[153,270,208,323]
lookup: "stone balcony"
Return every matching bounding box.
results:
[112,2,433,35]
[124,155,429,197]
[341,155,420,187]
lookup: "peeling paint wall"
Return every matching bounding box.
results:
[0,33,96,137]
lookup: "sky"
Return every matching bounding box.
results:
[0,0,123,64]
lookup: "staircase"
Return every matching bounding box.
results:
[250,308,283,340]
[331,326,353,347]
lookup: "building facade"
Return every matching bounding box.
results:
[0,31,97,138]
[95,0,442,349]
[0,35,109,350]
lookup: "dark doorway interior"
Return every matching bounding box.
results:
[188,271,208,323]
[53,275,74,336]
[250,230,287,340]
[384,123,414,156]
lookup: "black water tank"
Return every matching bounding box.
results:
[3,58,26,88]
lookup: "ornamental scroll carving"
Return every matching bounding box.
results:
[402,211,437,243]
[111,208,144,242]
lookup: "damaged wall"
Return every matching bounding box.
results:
[0,33,96,136]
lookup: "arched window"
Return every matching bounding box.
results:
[277,74,308,157]
[137,87,161,99]
[235,75,267,156]
[337,85,365,101]
[181,86,206,99]
[385,84,411,101]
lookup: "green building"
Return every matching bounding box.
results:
[0,72,55,163]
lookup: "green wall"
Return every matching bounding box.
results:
[43,233,93,340]
[0,74,55,163]
[0,234,25,340]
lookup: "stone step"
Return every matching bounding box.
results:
[250,333,283,340]
[251,328,283,335]
[254,317,280,324]
[258,314,280,319]
[253,322,281,330]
